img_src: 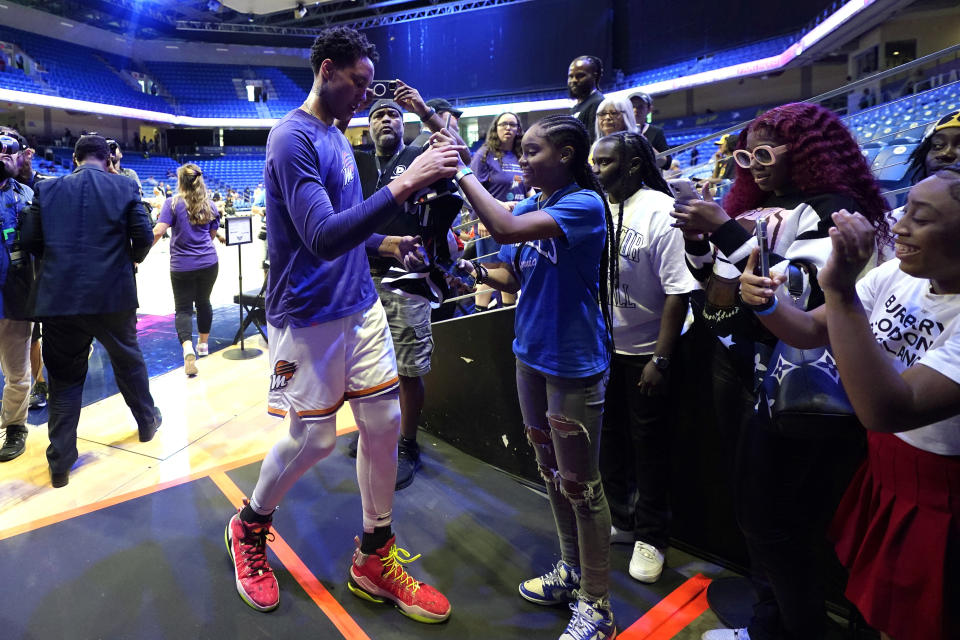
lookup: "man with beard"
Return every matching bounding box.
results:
[0,127,48,411]
[0,130,34,463]
[352,95,434,490]
[351,82,469,488]
[568,55,605,144]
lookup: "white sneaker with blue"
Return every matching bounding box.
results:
[519,560,580,605]
[559,590,616,640]
[701,629,750,640]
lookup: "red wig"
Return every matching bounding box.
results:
[723,102,889,242]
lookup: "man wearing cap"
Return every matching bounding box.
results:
[0,127,49,414]
[709,133,737,183]
[20,134,160,487]
[629,92,671,169]
[0,130,35,463]
[424,98,464,136]
[350,84,455,489]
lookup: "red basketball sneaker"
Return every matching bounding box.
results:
[347,536,451,623]
[225,502,280,612]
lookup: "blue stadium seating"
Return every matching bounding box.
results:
[184,155,265,195]
[0,25,172,112]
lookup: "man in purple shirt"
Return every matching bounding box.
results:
[224,26,461,623]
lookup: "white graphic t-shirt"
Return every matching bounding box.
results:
[856,259,960,455]
[609,189,699,355]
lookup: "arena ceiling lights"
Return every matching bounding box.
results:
[2,0,878,127]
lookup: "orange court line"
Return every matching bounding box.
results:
[0,451,267,541]
[209,471,371,640]
[618,573,712,640]
[0,422,359,542]
[639,590,711,640]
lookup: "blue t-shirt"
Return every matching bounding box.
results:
[264,108,378,328]
[498,183,609,378]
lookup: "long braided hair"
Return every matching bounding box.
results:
[535,114,618,351]
[599,131,671,275]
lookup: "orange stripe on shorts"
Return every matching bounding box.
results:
[344,376,400,400]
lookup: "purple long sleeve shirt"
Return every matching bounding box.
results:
[264,108,399,328]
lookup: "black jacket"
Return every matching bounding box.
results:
[21,164,153,317]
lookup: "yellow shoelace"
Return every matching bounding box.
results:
[380,544,422,593]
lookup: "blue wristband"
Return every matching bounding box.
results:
[753,296,779,316]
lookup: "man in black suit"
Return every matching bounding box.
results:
[21,135,160,487]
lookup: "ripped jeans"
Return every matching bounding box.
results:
[516,359,612,599]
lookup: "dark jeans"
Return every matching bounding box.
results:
[42,311,156,473]
[515,359,611,599]
[738,414,865,640]
[599,353,672,549]
[170,263,218,345]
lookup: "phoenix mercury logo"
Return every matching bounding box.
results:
[341,151,356,186]
[270,360,297,391]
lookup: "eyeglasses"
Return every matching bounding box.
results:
[497,122,519,129]
[733,144,789,168]
[596,111,624,120]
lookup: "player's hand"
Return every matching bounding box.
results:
[395,235,427,270]
[405,143,463,186]
[428,125,469,165]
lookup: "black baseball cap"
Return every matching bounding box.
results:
[368,99,403,119]
[426,98,463,118]
[74,134,110,162]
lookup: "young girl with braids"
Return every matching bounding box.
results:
[592,132,698,584]
[152,163,223,376]
[671,103,890,640]
[440,115,619,640]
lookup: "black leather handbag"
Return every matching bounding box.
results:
[758,264,860,439]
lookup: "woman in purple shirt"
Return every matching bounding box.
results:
[470,111,528,309]
[152,164,223,376]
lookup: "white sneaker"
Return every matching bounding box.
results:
[184,353,198,376]
[701,629,750,640]
[609,525,633,545]
[628,541,664,583]
[196,342,209,357]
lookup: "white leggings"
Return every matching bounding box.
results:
[250,392,401,532]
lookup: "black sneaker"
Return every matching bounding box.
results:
[29,381,48,409]
[139,406,163,443]
[0,425,27,462]
[346,432,359,458]
[395,438,422,490]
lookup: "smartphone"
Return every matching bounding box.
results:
[667,178,700,201]
[756,218,770,278]
[369,79,397,99]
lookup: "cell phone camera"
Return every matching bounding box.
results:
[369,80,397,99]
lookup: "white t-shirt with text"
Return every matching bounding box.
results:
[610,189,699,356]
[856,259,960,455]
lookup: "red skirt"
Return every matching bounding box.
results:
[830,431,960,640]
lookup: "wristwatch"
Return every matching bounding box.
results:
[651,355,671,371]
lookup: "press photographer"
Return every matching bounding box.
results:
[0,133,36,463]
